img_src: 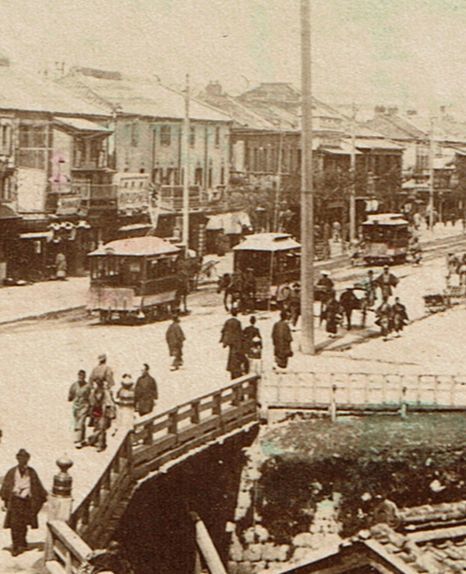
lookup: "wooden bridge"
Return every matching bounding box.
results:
[46,374,259,574]
[44,369,466,574]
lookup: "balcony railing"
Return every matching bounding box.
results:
[159,185,208,212]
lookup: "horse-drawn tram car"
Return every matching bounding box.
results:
[233,232,301,305]
[87,236,180,323]
[361,213,410,265]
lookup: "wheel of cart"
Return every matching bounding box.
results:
[423,292,449,313]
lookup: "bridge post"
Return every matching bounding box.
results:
[400,386,408,419]
[329,384,337,422]
[44,455,74,561]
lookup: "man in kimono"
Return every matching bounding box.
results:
[1,449,47,556]
[68,369,91,448]
[89,354,115,389]
[272,310,293,370]
[134,364,158,416]
[220,309,244,379]
[165,314,186,371]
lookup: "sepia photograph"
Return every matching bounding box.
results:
[0,1,465,573]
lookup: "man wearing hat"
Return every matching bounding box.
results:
[316,271,334,325]
[339,286,359,331]
[89,354,115,389]
[375,266,399,302]
[0,449,47,556]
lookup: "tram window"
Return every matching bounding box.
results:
[147,257,175,280]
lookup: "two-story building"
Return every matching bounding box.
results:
[199,82,403,236]
[0,60,120,280]
[59,68,232,252]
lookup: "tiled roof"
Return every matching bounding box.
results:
[59,74,231,123]
[197,92,275,129]
[0,66,110,117]
[365,115,428,141]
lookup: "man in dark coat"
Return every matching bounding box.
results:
[220,309,244,379]
[165,315,185,370]
[272,310,293,370]
[392,296,409,337]
[134,364,158,416]
[0,449,47,556]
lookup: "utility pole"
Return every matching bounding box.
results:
[300,0,315,355]
[349,102,357,242]
[428,116,435,231]
[273,123,284,231]
[182,73,191,247]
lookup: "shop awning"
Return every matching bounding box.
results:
[20,231,53,240]
[55,117,112,134]
[0,205,20,220]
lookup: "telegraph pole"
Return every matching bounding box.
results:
[349,102,357,242]
[182,73,191,247]
[428,116,435,231]
[273,122,284,231]
[300,0,315,355]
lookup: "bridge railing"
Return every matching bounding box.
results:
[131,374,259,479]
[69,429,134,543]
[263,371,466,413]
[46,520,92,574]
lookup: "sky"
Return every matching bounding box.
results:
[1,0,466,109]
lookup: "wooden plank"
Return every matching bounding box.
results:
[48,521,91,563]
[132,435,178,465]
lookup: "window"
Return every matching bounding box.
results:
[0,125,10,153]
[194,167,203,186]
[215,127,220,147]
[131,123,139,147]
[0,176,12,201]
[18,122,48,169]
[220,166,225,185]
[189,126,196,148]
[160,125,171,146]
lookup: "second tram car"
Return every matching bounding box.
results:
[361,213,410,265]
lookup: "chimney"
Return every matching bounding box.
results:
[205,81,222,97]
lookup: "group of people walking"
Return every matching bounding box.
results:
[315,265,409,341]
[68,354,158,451]
[220,310,263,378]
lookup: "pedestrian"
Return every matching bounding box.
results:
[247,336,263,376]
[165,314,185,371]
[55,252,67,280]
[243,315,261,348]
[0,449,47,557]
[316,271,334,324]
[392,297,409,337]
[375,266,399,301]
[241,268,257,313]
[87,379,114,452]
[363,269,377,307]
[89,354,115,389]
[289,282,301,329]
[325,291,342,338]
[217,273,232,311]
[68,369,91,449]
[276,282,291,314]
[134,364,158,416]
[175,266,190,314]
[339,287,359,331]
[220,309,244,379]
[272,310,293,370]
[113,374,135,435]
[375,300,393,341]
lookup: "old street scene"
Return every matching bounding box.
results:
[0,1,466,574]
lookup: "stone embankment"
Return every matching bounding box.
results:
[227,440,341,574]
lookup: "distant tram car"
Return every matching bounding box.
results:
[87,236,180,323]
[233,232,301,304]
[361,213,410,265]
